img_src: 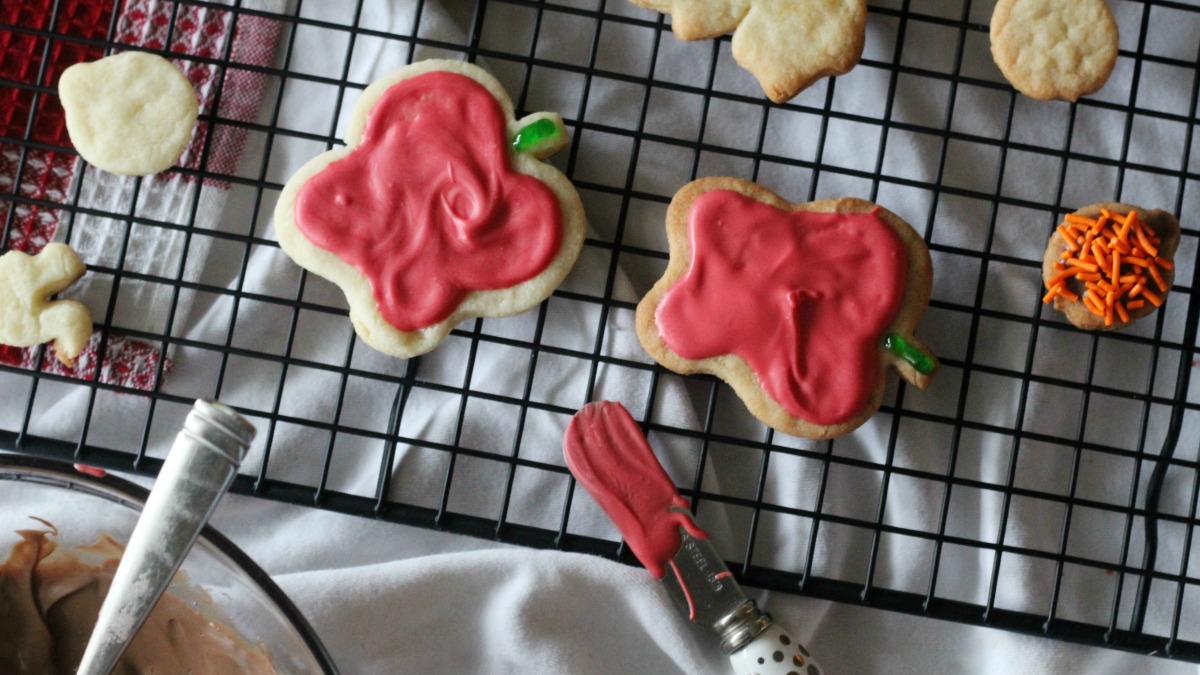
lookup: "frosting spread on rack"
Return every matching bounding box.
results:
[563,401,707,579]
[293,70,563,332]
[654,190,908,426]
[0,527,277,675]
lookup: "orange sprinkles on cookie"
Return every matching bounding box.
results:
[1042,208,1171,327]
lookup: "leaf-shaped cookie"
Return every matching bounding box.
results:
[629,0,867,103]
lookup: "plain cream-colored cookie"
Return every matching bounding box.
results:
[990,0,1118,101]
[274,60,586,359]
[59,51,198,175]
[629,0,866,103]
[0,243,92,366]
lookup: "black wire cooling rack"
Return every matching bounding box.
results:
[3,0,1200,664]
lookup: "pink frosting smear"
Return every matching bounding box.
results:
[655,190,908,427]
[294,70,563,332]
[563,401,707,579]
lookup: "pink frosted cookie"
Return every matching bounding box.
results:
[636,177,937,439]
[274,60,587,358]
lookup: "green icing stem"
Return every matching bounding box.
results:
[883,332,936,374]
[511,118,560,153]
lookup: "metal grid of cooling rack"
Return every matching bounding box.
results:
[3,0,1200,663]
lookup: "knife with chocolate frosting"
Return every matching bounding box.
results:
[564,401,824,675]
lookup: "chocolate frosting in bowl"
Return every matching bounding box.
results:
[0,525,277,675]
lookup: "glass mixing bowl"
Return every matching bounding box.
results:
[0,454,337,674]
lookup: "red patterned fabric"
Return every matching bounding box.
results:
[0,0,281,391]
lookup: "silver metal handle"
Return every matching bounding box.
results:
[75,398,255,675]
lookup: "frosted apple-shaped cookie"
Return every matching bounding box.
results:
[274,60,586,358]
[636,177,937,439]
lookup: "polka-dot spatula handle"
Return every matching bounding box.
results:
[729,621,824,675]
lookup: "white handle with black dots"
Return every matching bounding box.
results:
[729,622,823,675]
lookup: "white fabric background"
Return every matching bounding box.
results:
[4,0,1200,673]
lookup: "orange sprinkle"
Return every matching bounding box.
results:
[1065,213,1094,226]
[1148,263,1168,293]
[1058,287,1079,302]
[1067,257,1100,272]
[1126,256,1150,268]
[1083,293,1105,316]
[1078,272,1102,282]
[1058,226,1081,251]
[1157,257,1175,271]
[1115,301,1130,324]
[1142,288,1163,307]
[1043,285,1061,303]
[1046,267,1081,288]
[1127,299,1145,310]
[1135,227,1159,257]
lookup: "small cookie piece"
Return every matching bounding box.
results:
[1042,203,1180,331]
[59,51,198,175]
[0,243,93,366]
[628,0,867,103]
[274,59,586,359]
[636,177,937,439]
[990,0,1118,101]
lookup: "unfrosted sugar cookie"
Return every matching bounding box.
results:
[1042,203,1180,331]
[0,243,93,366]
[274,60,587,359]
[59,51,198,175]
[990,0,1118,101]
[636,177,937,439]
[629,0,867,103]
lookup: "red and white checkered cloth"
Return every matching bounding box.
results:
[0,0,281,390]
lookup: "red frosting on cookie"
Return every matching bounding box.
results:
[293,71,563,332]
[655,191,908,427]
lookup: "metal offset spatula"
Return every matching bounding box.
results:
[564,400,825,675]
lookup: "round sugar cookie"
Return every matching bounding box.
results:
[59,51,198,176]
[990,0,1118,101]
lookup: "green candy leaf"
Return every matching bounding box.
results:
[511,118,560,153]
[883,332,936,375]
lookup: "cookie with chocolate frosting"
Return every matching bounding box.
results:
[1042,202,1180,331]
